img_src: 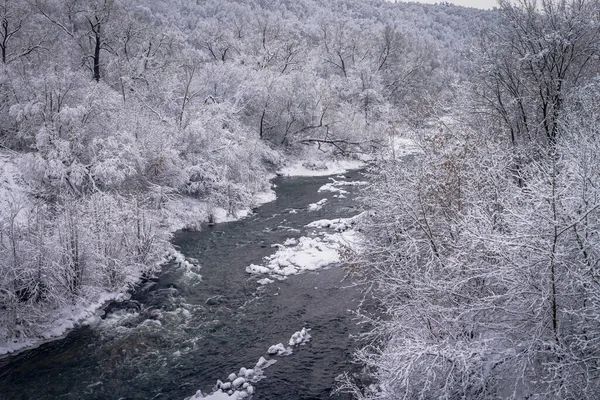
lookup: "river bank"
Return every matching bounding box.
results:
[0,148,366,359]
[0,164,368,400]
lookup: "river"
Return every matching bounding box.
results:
[0,170,367,400]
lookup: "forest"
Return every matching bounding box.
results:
[1,0,599,398]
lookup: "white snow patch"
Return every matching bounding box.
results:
[0,290,130,357]
[165,187,276,231]
[267,343,292,356]
[278,146,366,177]
[187,354,276,399]
[318,177,367,195]
[306,213,365,232]
[307,198,328,211]
[246,236,341,277]
[388,136,423,158]
[318,183,349,195]
[289,327,311,346]
[278,159,364,177]
[246,213,363,279]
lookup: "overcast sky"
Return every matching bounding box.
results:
[395,0,498,9]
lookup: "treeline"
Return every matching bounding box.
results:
[344,0,600,399]
[0,1,484,346]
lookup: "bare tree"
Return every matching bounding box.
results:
[481,0,600,146]
[0,0,44,64]
[36,0,116,81]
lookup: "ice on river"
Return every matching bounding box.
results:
[289,327,311,346]
[267,327,312,355]
[246,215,362,279]
[306,212,365,232]
[246,235,341,277]
[318,177,368,195]
[187,356,270,400]
[307,198,328,211]
[187,328,310,400]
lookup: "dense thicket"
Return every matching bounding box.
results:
[0,0,486,347]
[344,0,600,399]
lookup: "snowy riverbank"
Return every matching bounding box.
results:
[0,185,276,358]
[0,149,368,358]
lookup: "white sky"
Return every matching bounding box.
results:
[394,0,498,10]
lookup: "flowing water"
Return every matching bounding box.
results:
[0,170,367,400]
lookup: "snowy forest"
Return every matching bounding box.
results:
[1,0,599,398]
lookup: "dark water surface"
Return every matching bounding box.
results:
[0,171,367,400]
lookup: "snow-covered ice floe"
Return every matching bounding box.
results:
[246,214,363,279]
[187,356,270,400]
[305,212,364,232]
[307,198,328,211]
[266,327,312,356]
[318,177,368,195]
[187,328,311,400]
[289,327,311,346]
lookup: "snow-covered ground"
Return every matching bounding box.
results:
[0,150,275,357]
[0,151,29,224]
[306,212,365,232]
[164,186,277,231]
[187,328,311,400]
[386,135,423,159]
[277,144,368,177]
[0,248,199,356]
[278,159,366,177]
[0,290,130,356]
[277,137,421,177]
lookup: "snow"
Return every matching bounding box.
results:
[387,136,423,158]
[288,327,311,346]
[246,214,363,279]
[277,144,366,177]
[267,343,292,356]
[266,328,311,356]
[307,198,328,211]
[306,212,365,232]
[188,327,310,400]
[246,236,341,277]
[0,290,130,357]
[318,183,349,195]
[164,187,277,231]
[318,177,367,195]
[278,158,365,177]
[0,151,29,225]
[232,377,246,388]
